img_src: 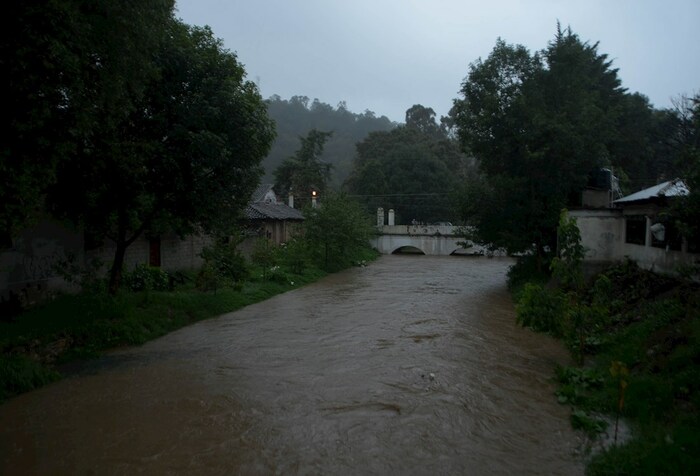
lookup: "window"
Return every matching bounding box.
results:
[651,218,682,251]
[625,215,646,245]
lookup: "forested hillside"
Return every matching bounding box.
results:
[262,95,395,187]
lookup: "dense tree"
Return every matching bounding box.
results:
[274,129,333,206]
[1,0,174,241]
[344,108,472,223]
[51,19,275,292]
[301,193,375,272]
[672,94,700,248]
[405,104,442,138]
[454,27,627,262]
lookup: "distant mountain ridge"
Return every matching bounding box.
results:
[262,95,396,188]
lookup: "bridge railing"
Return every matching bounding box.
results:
[378,225,462,236]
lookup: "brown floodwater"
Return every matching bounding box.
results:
[0,255,584,475]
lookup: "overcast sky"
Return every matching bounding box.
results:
[175,0,699,123]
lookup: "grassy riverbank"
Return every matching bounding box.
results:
[0,257,377,402]
[511,258,700,475]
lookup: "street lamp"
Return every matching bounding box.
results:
[311,190,318,208]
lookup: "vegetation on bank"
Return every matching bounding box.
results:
[510,214,700,475]
[1,196,379,403]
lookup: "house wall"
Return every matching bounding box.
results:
[569,208,698,276]
[1,218,84,303]
[1,221,214,302]
[90,233,212,274]
[569,209,624,263]
[237,220,302,259]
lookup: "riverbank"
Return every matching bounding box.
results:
[1,259,367,402]
[512,258,700,475]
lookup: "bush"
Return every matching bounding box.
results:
[122,264,170,292]
[0,355,60,401]
[515,283,568,337]
[507,254,552,292]
[251,238,279,279]
[278,238,310,275]
[198,240,248,290]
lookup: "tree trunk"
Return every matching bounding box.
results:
[108,239,127,295]
[108,207,129,295]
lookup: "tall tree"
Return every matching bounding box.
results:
[405,104,442,138]
[0,0,174,241]
[454,27,626,262]
[274,129,333,206]
[672,94,700,247]
[344,111,470,223]
[51,19,275,292]
[301,192,375,272]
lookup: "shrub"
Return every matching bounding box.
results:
[507,254,551,292]
[198,240,248,290]
[0,355,60,401]
[516,283,568,337]
[251,238,278,279]
[122,264,170,292]
[278,238,310,275]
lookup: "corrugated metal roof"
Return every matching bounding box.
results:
[614,179,689,204]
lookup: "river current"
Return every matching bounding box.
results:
[0,255,583,475]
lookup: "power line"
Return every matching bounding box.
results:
[346,193,451,198]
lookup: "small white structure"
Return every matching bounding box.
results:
[570,179,697,275]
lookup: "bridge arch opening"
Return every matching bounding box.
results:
[391,245,425,255]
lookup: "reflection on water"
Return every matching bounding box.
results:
[0,255,583,475]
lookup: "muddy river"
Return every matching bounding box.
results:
[0,255,583,475]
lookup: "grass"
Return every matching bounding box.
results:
[0,263,333,402]
[538,261,700,475]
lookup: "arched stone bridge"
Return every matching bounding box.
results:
[370,225,486,256]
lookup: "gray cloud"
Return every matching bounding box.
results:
[176,0,700,122]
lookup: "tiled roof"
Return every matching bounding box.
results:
[244,202,304,221]
[614,178,689,204]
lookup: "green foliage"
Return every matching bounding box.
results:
[301,193,376,272]
[570,409,608,437]
[198,240,248,291]
[273,129,333,205]
[278,238,311,275]
[544,260,700,475]
[251,238,279,279]
[47,17,275,294]
[555,366,604,406]
[344,116,471,223]
[453,27,629,258]
[587,419,700,476]
[1,0,176,237]
[515,283,568,337]
[0,261,335,401]
[672,94,700,249]
[122,264,170,292]
[53,252,106,293]
[0,355,60,402]
[506,254,552,292]
[550,210,585,291]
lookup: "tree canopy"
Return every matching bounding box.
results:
[273,129,333,207]
[3,2,275,292]
[344,106,472,223]
[1,0,175,241]
[454,27,633,258]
